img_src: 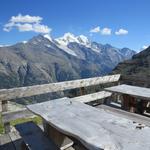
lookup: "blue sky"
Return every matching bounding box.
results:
[0,0,150,51]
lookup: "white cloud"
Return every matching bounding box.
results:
[115,28,128,35]
[10,14,42,23]
[3,22,15,32]
[90,26,100,33]
[101,28,111,35]
[3,14,51,34]
[32,24,51,33]
[90,26,112,35]
[16,23,33,32]
[142,45,148,49]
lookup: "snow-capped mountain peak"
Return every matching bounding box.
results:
[54,33,77,56]
[55,33,94,56]
[22,41,28,44]
[43,34,52,42]
[77,35,90,46]
[55,32,91,46]
[55,32,79,46]
[63,32,78,42]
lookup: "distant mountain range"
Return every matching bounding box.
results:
[0,33,136,89]
[113,46,150,76]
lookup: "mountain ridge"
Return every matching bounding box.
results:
[0,33,136,90]
[113,46,150,76]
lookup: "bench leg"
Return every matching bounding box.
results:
[122,95,136,113]
[4,122,11,134]
[129,96,136,113]
[137,100,148,114]
[73,140,88,150]
[43,120,73,150]
[21,141,29,150]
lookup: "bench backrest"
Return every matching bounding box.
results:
[0,74,120,101]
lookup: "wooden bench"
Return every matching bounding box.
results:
[1,91,113,150]
[2,91,112,129]
[71,91,112,104]
[0,74,120,134]
[15,121,59,150]
[27,98,150,150]
[97,104,150,127]
[0,74,121,149]
[105,84,150,113]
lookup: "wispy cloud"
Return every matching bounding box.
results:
[10,14,42,23]
[90,26,111,35]
[115,28,128,35]
[90,26,129,36]
[3,14,51,34]
[101,27,111,35]
[90,26,100,33]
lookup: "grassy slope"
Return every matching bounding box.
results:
[0,113,42,134]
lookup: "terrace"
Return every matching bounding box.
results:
[0,74,150,150]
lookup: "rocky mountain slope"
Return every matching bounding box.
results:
[0,33,135,89]
[113,46,150,76]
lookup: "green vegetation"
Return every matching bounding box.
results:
[0,113,42,134]
[10,116,42,126]
[0,114,4,134]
